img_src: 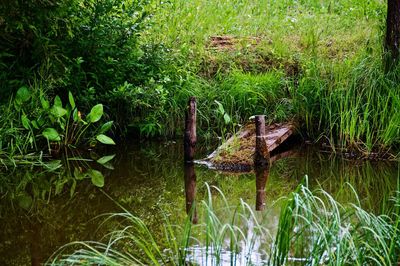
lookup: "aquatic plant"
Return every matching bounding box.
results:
[48,180,400,265]
[0,86,115,157]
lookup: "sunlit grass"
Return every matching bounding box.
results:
[140,0,400,156]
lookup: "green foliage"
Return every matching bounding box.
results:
[0,84,115,159]
[295,56,400,154]
[0,0,152,96]
[48,182,400,265]
[29,90,114,149]
[1,0,399,156]
[104,79,170,137]
[88,169,105,188]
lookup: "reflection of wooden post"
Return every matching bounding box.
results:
[254,115,270,211]
[30,221,41,266]
[255,166,269,211]
[184,163,198,224]
[184,97,197,163]
[254,115,269,167]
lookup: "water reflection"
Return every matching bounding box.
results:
[0,141,398,265]
[255,166,269,211]
[184,163,198,224]
[29,221,41,266]
[184,150,288,217]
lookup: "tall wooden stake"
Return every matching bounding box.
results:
[254,115,270,211]
[254,115,269,167]
[184,97,197,163]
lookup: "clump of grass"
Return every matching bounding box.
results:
[296,55,400,156]
[48,179,400,265]
[272,179,400,265]
[160,69,293,140]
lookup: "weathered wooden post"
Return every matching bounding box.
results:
[184,97,197,223]
[254,115,270,167]
[184,97,197,163]
[184,163,198,224]
[254,115,270,211]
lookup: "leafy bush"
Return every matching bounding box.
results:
[0,0,152,98]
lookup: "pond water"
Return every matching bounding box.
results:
[0,140,398,265]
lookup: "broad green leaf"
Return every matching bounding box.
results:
[54,95,62,107]
[96,134,115,145]
[73,167,86,180]
[101,162,114,170]
[99,121,113,134]
[51,106,67,118]
[40,97,50,110]
[17,194,32,210]
[21,114,30,129]
[223,113,231,124]
[215,100,225,114]
[97,154,116,165]
[42,128,61,141]
[87,104,103,123]
[88,169,104,187]
[16,86,31,103]
[31,120,39,129]
[73,108,79,122]
[68,91,76,109]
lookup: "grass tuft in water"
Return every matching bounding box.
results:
[48,179,400,265]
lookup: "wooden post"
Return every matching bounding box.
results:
[254,115,269,167]
[255,166,269,211]
[184,97,197,163]
[184,163,198,224]
[254,115,270,211]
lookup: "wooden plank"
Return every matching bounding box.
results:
[199,122,296,171]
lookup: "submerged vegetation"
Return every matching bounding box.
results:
[49,181,400,265]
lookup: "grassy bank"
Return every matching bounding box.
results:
[0,0,399,158]
[144,0,399,155]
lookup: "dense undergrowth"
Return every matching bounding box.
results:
[0,0,399,158]
[48,181,400,265]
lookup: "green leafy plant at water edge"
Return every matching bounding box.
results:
[48,180,400,265]
[14,87,115,153]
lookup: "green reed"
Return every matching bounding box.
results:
[48,179,400,265]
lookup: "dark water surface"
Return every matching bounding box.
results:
[0,141,398,265]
